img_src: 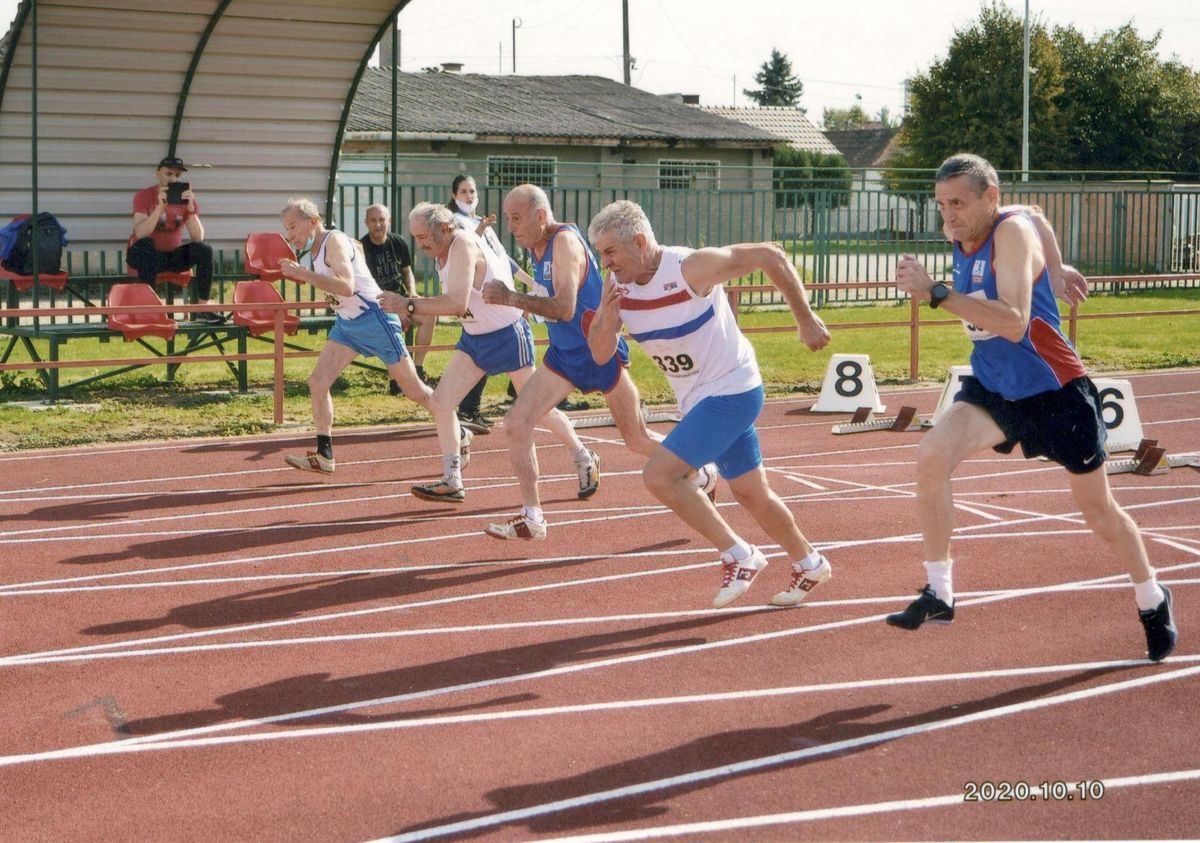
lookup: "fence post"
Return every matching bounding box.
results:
[909,294,920,381]
[1068,303,1078,347]
[273,308,285,425]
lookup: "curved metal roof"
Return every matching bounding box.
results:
[0,0,411,250]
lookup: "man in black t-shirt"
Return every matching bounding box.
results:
[361,204,435,389]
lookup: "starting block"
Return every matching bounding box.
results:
[1092,378,1145,451]
[832,405,932,434]
[1106,438,1198,475]
[572,407,681,429]
[932,365,972,424]
[812,354,886,413]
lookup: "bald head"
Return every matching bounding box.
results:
[503,183,556,250]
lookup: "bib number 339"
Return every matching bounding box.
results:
[653,354,695,374]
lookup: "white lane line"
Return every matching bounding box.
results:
[12,563,1197,753]
[367,663,1200,842]
[535,768,1200,843]
[8,579,1199,667]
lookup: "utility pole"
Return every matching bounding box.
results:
[512,18,522,74]
[1021,0,1031,182]
[622,0,631,85]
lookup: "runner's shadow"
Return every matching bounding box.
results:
[120,611,758,736]
[397,664,1138,838]
[82,537,694,634]
[183,427,437,462]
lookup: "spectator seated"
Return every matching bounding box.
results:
[107,283,178,341]
[232,280,300,337]
[244,232,296,283]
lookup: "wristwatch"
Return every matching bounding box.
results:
[928,282,950,309]
[406,299,417,316]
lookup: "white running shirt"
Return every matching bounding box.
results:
[616,246,761,414]
[310,230,382,320]
[437,229,523,335]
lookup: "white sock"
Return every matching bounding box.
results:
[721,540,753,563]
[572,446,591,465]
[444,455,462,484]
[1132,575,1165,612]
[795,549,825,572]
[522,506,545,524]
[924,560,954,604]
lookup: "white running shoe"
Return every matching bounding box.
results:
[484,513,548,540]
[285,451,335,474]
[712,547,768,608]
[577,449,601,499]
[770,556,832,607]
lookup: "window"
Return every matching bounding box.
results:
[658,159,720,190]
[487,156,557,190]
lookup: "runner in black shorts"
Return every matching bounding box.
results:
[888,152,1177,662]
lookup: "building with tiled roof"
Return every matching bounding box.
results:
[822,127,902,170]
[698,106,841,156]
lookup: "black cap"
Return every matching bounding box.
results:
[157,156,188,172]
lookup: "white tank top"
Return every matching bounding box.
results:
[616,246,761,413]
[310,230,382,320]
[437,229,523,335]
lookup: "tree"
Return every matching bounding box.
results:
[772,146,851,208]
[822,104,869,131]
[744,48,804,109]
[895,3,1066,172]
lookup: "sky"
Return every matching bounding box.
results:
[3,0,1199,125]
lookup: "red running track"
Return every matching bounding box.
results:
[1,368,1198,841]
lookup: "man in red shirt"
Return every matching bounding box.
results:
[127,157,222,323]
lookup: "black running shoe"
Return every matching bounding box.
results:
[886,584,955,630]
[193,311,227,325]
[388,379,402,396]
[1139,584,1178,662]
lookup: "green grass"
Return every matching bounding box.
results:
[780,238,953,256]
[1,288,1196,451]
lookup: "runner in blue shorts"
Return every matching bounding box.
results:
[587,199,836,609]
[479,185,716,541]
[379,203,592,505]
[278,197,441,475]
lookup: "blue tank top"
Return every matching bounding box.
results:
[952,211,1086,400]
[533,224,604,353]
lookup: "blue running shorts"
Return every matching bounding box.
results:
[456,319,535,376]
[327,303,408,365]
[663,385,765,480]
[542,337,630,394]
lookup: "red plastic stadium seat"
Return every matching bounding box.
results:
[244,232,296,283]
[0,260,68,291]
[232,280,299,337]
[125,265,193,288]
[106,283,178,341]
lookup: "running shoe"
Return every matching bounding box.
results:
[412,478,465,504]
[713,547,768,608]
[459,425,474,470]
[484,513,547,540]
[698,463,719,503]
[577,449,601,499]
[770,556,832,607]
[1139,584,1178,662]
[886,584,955,630]
[285,451,335,475]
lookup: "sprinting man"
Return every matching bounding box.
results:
[889,152,1176,662]
[480,184,715,541]
[278,197,443,474]
[586,199,833,609]
[379,202,587,504]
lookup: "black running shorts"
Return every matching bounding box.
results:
[955,375,1108,474]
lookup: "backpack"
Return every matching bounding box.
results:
[5,212,67,275]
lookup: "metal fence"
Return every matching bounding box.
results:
[335,171,1200,307]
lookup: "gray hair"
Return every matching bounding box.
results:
[935,153,999,194]
[588,199,654,244]
[508,183,553,215]
[281,196,321,222]
[409,201,457,231]
[365,203,391,218]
